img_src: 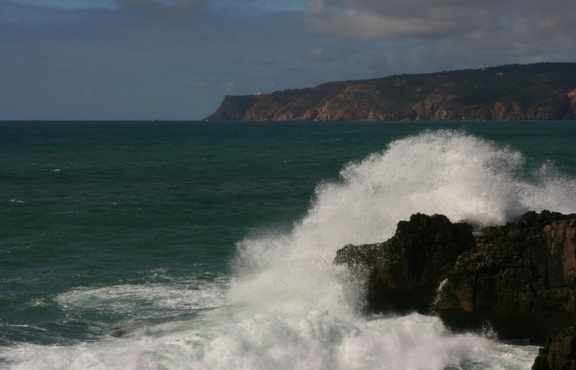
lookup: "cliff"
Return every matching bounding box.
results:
[205,62,576,121]
[205,95,263,121]
[335,211,576,344]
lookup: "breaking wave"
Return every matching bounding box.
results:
[4,130,575,369]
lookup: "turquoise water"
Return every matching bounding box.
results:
[1,121,576,369]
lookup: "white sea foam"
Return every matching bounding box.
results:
[229,130,576,315]
[1,312,537,369]
[56,280,228,317]
[3,130,574,369]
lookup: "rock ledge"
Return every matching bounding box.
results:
[335,211,576,344]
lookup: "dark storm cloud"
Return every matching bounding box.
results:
[304,0,471,39]
[302,0,576,73]
[113,0,208,21]
[304,0,576,42]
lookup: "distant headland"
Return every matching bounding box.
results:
[205,62,576,121]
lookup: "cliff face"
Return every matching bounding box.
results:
[206,62,576,121]
[204,95,262,121]
[335,211,576,343]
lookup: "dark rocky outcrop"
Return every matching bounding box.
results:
[437,211,576,342]
[335,213,476,314]
[533,327,576,370]
[206,62,576,121]
[335,211,576,344]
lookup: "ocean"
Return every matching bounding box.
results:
[1,120,576,369]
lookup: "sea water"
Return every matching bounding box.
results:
[1,121,576,369]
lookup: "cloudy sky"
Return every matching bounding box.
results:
[1,0,575,120]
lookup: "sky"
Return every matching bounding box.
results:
[1,0,575,120]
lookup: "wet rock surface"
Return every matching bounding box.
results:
[335,211,576,344]
[532,327,576,370]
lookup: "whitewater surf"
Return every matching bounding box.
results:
[3,128,576,369]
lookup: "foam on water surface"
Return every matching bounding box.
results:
[230,130,576,315]
[1,312,538,369]
[3,130,575,369]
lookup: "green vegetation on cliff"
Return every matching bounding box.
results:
[205,62,576,121]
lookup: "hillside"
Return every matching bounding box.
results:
[205,62,576,121]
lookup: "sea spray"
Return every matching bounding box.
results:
[222,130,576,369]
[3,129,575,369]
[229,130,576,315]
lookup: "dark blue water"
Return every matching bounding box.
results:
[1,121,575,369]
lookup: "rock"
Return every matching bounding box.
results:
[335,213,475,314]
[532,327,576,370]
[204,95,262,121]
[335,211,576,343]
[110,329,127,338]
[206,62,576,121]
[437,211,576,342]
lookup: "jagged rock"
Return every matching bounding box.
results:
[436,211,576,341]
[533,327,576,370]
[437,211,576,342]
[206,62,576,121]
[335,211,576,343]
[335,213,475,313]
